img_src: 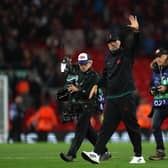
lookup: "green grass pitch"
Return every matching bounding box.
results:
[0,142,168,168]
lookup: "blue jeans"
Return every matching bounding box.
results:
[152,106,168,150]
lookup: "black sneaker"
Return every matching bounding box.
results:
[60,152,74,162]
[149,150,166,160]
[100,151,112,161]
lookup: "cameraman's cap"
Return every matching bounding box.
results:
[106,32,119,43]
[78,52,90,64]
[155,48,168,57]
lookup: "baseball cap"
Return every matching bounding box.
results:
[78,52,91,64]
[155,48,168,57]
[106,32,120,43]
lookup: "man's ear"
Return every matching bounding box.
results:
[88,60,93,65]
[164,56,168,66]
[116,40,121,47]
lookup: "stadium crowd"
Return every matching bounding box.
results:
[0,0,168,142]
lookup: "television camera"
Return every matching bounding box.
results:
[56,56,104,123]
[56,56,80,122]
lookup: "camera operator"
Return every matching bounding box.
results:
[59,52,111,162]
[148,48,168,160]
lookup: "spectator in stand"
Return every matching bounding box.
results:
[26,92,58,142]
[148,48,168,160]
[136,100,152,141]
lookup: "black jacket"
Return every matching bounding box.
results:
[69,68,100,103]
[98,28,140,99]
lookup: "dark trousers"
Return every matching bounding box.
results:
[152,106,168,150]
[38,131,48,142]
[67,106,98,157]
[9,118,22,142]
[94,94,142,156]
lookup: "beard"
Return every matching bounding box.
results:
[110,46,120,52]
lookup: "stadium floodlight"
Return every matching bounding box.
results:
[0,75,8,143]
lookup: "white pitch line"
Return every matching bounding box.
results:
[0,156,56,160]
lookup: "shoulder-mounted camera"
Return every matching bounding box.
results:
[56,56,81,122]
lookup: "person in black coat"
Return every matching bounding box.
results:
[60,52,111,162]
[81,15,146,164]
[148,48,168,160]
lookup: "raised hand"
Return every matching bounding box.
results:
[127,15,139,31]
